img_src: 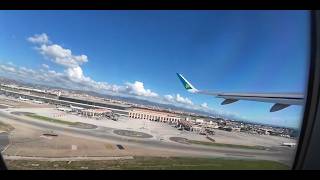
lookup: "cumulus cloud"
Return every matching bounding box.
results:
[19,67,36,74]
[124,81,158,97]
[27,33,50,44]
[164,94,174,102]
[0,64,43,83]
[38,44,88,68]
[164,93,193,105]
[200,102,208,108]
[175,94,193,105]
[28,33,92,86]
[0,64,16,73]
[65,66,89,82]
[42,64,49,69]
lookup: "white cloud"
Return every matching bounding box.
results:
[200,102,208,108]
[38,44,88,68]
[175,94,193,105]
[89,81,122,93]
[27,33,50,44]
[28,33,90,87]
[65,66,89,82]
[19,67,36,74]
[0,64,16,73]
[42,64,49,69]
[164,94,174,102]
[124,81,158,97]
[164,93,193,105]
[28,33,92,86]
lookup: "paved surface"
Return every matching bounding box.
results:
[0,110,295,166]
[3,155,134,161]
[0,132,9,152]
[0,105,8,109]
[113,129,153,138]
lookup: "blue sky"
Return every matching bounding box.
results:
[0,10,310,128]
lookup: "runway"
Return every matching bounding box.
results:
[0,110,295,166]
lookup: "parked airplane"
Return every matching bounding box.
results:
[19,96,29,101]
[176,73,304,112]
[70,105,85,111]
[33,100,43,104]
[57,107,72,112]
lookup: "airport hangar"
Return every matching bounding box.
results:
[0,84,182,123]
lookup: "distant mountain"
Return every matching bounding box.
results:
[0,77,62,90]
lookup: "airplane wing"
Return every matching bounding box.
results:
[177,73,304,112]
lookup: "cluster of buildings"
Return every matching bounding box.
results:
[160,116,297,138]
[188,118,298,138]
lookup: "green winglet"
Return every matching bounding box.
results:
[177,73,194,90]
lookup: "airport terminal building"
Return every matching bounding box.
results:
[129,108,181,123]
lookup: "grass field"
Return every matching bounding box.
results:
[4,157,289,170]
[188,140,267,150]
[25,114,76,125]
[25,114,97,129]
[0,120,14,132]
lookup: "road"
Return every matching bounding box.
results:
[0,110,295,166]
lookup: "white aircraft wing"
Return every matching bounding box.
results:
[177,73,305,112]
